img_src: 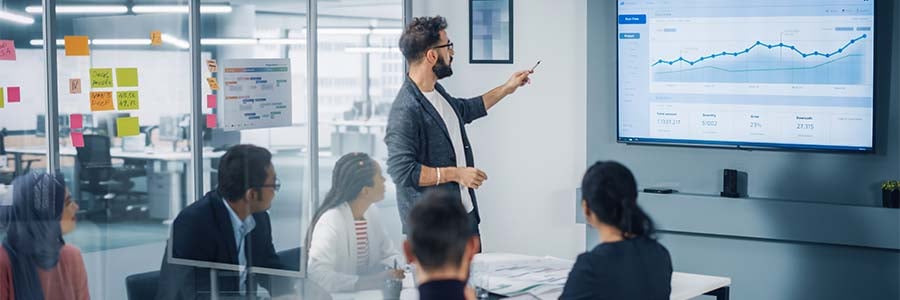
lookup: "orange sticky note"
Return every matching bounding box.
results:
[89,91,114,111]
[116,117,140,137]
[207,94,217,108]
[70,114,83,129]
[69,79,82,94]
[64,36,90,56]
[71,132,85,148]
[0,40,15,61]
[206,114,217,128]
[7,87,20,103]
[150,31,162,46]
[207,77,219,90]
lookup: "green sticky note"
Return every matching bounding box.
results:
[116,91,139,110]
[0,88,4,108]
[116,68,139,87]
[90,68,113,88]
[116,117,140,137]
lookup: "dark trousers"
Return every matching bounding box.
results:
[468,211,482,253]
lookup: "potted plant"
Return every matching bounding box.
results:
[882,180,900,208]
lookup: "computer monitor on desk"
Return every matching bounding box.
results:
[35,114,71,137]
[158,116,181,142]
[206,129,240,151]
[94,113,131,137]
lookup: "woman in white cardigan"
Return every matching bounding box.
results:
[308,152,405,293]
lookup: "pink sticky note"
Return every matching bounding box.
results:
[0,40,15,61]
[207,94,217,108]
[7,87,20,103]
[206,114,217,128]
[70,114,83,129]
[71,132,85,148]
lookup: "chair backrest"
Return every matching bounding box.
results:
[125,270,160,300]
[75,134,113,183]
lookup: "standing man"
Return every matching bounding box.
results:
[385,15,533,244]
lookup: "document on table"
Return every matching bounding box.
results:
[471,253,575,300]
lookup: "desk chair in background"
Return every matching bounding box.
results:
[75,134,148,221]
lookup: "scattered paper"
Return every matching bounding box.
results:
[116,67,139,87]
[71,132,85,148]
[70,114,83,129]
[89,91,114,111]
[90,68,113,88]
[0,40,16,61]
[64,36,90,56]
[116,117,140,137]
[7,87,20,103]
[117,91,140,110]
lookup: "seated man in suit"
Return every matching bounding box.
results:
[157,144,294,299]
[403,190,480,300]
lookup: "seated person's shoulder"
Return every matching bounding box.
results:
[59,244,84,261]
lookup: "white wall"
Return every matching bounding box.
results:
[415,0,587,259]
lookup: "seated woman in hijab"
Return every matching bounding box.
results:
[0,172,88,300]
[307,153,404,293]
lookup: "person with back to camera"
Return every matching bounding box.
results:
[560,161,673,300]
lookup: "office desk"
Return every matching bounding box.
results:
[5,147,224,221]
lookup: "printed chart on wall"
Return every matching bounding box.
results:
[220,58,292,131]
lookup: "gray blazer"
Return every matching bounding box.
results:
[385,76,488,233]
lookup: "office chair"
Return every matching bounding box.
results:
[125,270,160,300]
[75,134,147,221]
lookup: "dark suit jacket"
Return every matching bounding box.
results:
[385,76,488,233]
[560,237,673,300]
[156,191,292,299]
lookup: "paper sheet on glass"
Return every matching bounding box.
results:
[219,58,292,131]
[470,253,574,300]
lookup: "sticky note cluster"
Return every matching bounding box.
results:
[88,67,139,112]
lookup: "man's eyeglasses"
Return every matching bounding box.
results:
[259,179,281,192]
[431,42,454,51]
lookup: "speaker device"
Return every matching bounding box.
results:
[721,169,747,198]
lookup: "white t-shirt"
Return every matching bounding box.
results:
[422,90,475,213]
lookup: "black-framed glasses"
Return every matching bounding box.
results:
[432,42,454,51]
[259,179,281,192]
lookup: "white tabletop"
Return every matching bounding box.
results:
[6,147,222,162]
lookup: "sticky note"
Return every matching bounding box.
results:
[207,94,217,108]
[90,68,113,88]
[7,87,20,103]
[0,88,4,109]
[71,132,85,148]
[116,91,140,110]
[64,36,90,56]
[0,40,15,61]
[151,31,162,46]
[89,91,114,111]
[116,117,140,137]
[207,59,217,73]
[116,68,139,87]
[70,114,83,129]
[69,79,82,94]
[206,114,217,128]
[207,77,219,90]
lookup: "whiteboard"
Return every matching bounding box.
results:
[220,58,293,131]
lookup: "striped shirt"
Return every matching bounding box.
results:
[355,220,369,269]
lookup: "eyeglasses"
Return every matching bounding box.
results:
[259,179,281,192]
[431,42,454,51]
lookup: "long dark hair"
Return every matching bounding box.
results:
[312,153,378,225]
[0,171,67,300]
[581,161,656,239]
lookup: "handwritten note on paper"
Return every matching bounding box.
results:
[206,114,217,128]
[71,132,85,148]
[207,94,217,108]
[207,77,219,90]
[0,40,16,61]
[64,36,90,56]
[70,114,83,129]
[151,31,162,46]
[116,68,139,87]
[89,92,114,111]
[69,79,82,94]
[7,87,20,103]
[207,59,217,73]
[116,91,140,110]
[90,68,113,88]
[116,117,140,137]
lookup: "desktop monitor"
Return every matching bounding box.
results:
[94,113,131,137]
[159,116,182,142]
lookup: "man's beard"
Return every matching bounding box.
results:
[433,55,454,79]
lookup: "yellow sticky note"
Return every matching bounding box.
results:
[116,91,139,110]
[90,68,113,88]
[150,31,162,46]
[0,88,4,109]
[116,117,140,137]
[89,91,114,112]
[116,68,139,87]
[64,36,90,56]
[207,77,219,90]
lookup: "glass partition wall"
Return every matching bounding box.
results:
[0,0,406,298]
